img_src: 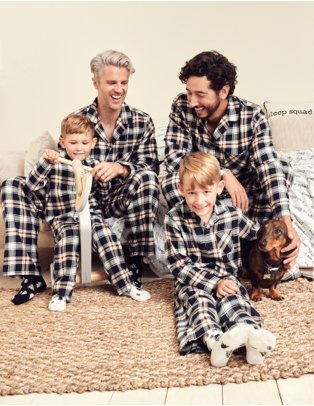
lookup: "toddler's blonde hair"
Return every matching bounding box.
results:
[61,114,94,138]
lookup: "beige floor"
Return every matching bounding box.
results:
[0,375,313,405]
[1,268,313,406]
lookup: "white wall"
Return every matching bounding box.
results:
[0,1,314,150]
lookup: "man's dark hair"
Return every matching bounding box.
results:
[179,51,237,95]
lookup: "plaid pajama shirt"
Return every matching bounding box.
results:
[4,156,136,302]
[161,94,293,224]
[1,100,159,279]
[74,100,159,256]
[165,200,263,355]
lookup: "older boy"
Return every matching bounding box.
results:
[165,151,276,367]
[19,114,151,311]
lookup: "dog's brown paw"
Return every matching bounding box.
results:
[250,288,262,301]
[271,294,284,301]
[251,296,262,302]
[270,288,284,301]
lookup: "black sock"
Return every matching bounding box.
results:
[129,256,144,289]
[11,275,47,305]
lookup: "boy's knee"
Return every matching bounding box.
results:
[136,170,158,187]
[1,177,28,208]
[132,170,159,200]
[1,176,26,194]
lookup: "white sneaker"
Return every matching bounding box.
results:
[246,328,276,364]
[123,285,151,302]
[48,295,67,312]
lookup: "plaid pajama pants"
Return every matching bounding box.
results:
[51,216,134,302]
[1,176,44,276]
[161,160,293,225]
[174,278,262,355]
[98,169,159,257]
[1,169,159,277]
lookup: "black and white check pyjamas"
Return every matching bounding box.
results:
[1,100,160,280]
[2,157,137,301]
[165,200,262,355]
[161,94,293,225]
[174,280,262,355]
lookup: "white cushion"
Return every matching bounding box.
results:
[155,123,167,163]
[278,148,314,267]
[0,150,26,186]
[24,131,58,175]
[264,102,314,152]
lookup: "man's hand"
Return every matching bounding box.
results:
[222,171,249,212]
[43,149,60,165]
[280,215,301,268]
[92,162,130,182]
[216,279,239,298]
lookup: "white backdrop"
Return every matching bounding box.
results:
[0,1,314,150]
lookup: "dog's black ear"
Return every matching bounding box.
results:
[256,223,266,239]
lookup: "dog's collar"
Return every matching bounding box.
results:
[263,260,281,274]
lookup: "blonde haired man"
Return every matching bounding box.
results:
[2,50,159,305]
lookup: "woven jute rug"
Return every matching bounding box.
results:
[0,278,313,396]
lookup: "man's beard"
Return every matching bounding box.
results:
[205,99,221,119]
[194,98,221,119]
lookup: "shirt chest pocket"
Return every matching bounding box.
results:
[217,128,250,160]
[215,229,234,255]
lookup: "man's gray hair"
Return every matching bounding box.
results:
[90,50,135,77]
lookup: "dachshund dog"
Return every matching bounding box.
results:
[241,219,292,301]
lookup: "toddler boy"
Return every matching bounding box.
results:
[18,114,150,311]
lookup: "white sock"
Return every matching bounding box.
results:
[246,328,276,365]
[210,324,254,367]
[124,285,151,302]
[204,330,223,350]
[48,295,67,312]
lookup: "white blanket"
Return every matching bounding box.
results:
[279,148,314,267]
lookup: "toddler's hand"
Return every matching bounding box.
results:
[43,149,60,165]
[216,279,239,298]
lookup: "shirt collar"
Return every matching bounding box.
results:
[224,95,240,122]
[87,98,130,126]
[209,95,240,140]
[208,200,226,226]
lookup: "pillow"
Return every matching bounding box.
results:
[24,131,58,175]
[0,150,26,186]
[155,123,167,163]
[264,102,314,152]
